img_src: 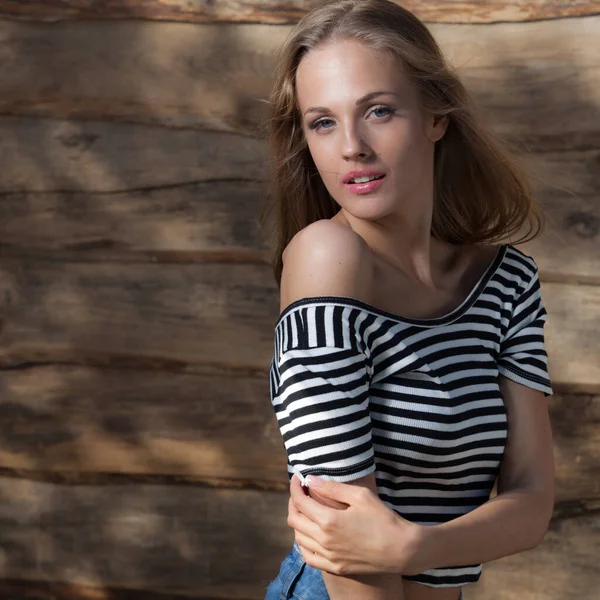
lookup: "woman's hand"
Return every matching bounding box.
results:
[287,473,425,577]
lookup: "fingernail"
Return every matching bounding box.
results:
[307,475,323,488]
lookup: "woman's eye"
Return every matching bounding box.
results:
[371,106,393,118]
[308,105,393,131]
[309,118,334,131]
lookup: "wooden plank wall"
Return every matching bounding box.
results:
[0,1,598,599]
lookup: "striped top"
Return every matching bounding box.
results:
[268,244,553,588]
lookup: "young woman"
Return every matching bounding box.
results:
[261,1,555,598]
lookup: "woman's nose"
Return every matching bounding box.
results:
[341,124,372,160]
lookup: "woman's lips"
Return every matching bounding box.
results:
[343,174,386,194]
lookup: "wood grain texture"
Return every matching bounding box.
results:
[470,508,600,600]
[550,392,600,503]
[519,150,600,283]
[0,0,597,24]
[0,17,597,150]
[540,280,600,390]
[0,579,217,600]
[0,366,598,502]
[0,118,269,193]
[0,365,287,486]
[0,180,272,263]
[0,477,292,598]
[0,477,597,599]
[0,259,280,372]
[0,260,598,386]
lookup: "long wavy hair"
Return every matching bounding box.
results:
[258,0,544,288]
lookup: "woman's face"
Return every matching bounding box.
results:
[295,38,447,222]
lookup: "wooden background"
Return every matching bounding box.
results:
[0,1,598,599]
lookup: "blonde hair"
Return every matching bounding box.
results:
[258,0,544,288]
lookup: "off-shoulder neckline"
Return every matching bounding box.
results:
[275,244,508,328]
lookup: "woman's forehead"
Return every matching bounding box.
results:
[296,43,412,109]
[298,39,398,77]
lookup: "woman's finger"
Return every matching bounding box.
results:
[296,541,339,574]
[290,474,336,524]
[293,530,326,556]
[287,495,324,542]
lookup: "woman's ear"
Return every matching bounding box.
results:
[427,113,449,143]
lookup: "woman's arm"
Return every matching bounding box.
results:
[288,470,422,578]
[404,375,555,573]
[302,472,405,600]
[288,376,554,578]
[278,221,404,599]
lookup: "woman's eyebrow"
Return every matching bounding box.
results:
[303,90,399,116]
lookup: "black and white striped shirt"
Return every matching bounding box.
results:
[268,244,553,587]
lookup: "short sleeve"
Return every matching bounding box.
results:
[269,302,376,483]
[498,264,553,397]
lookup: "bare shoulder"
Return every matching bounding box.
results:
[280,219,373,313]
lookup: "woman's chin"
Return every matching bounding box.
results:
[340,203,398,223]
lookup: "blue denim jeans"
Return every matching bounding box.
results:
[265,541,464,599]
